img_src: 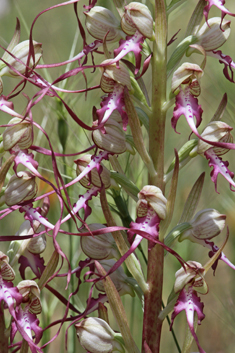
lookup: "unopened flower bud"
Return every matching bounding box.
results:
[95,259,135,297]
[4,171,38,206]
[3,117,33,151]
[92,119,127,154]
[75,317,125,353]
[137,185,167,219]
[195,121,233,156]
[174,261,207,294]
[172,63,203,96]
[0,40,42,77]
[80,223,119,260]
[0,251,15,280]
[27,233,46,254]
[187,18,231,55]
[75,154,111,189]
[85,6,125,43]
[121,2,153,39]
[17,280,41,314]
[7,220,46,267]
[100,60,131,93]
[179,209,226,242]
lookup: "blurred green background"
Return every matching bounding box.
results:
[1,0,235,352]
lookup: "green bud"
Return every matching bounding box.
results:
[57,117,68,151]
[3,117,33,151]
[75,317,125,353]
[0,40,42,77]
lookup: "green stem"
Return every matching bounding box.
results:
[143,0,167,352]
[20,339,29,353]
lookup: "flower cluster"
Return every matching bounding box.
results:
[0,1,234,353]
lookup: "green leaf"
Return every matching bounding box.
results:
[166,139,198,174]
[210,93,228,123]
[113,0,125,17]
[179,172,205,223]
[0,155,15,193]
[110,171,139,200]
[135,107,149,132]
[167,0,188,15]
[185,0,204,37]
[167,35,197,78]
[164,222,192,256]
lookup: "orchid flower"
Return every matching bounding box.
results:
[171,63,203,136]
[179,209,235,271]
[11,280,43,353]
[128,185,167,248]
[187,17,235,84]
[0,252,22,318]
[114,2,153,73]
[170,266,206,353]
[194,120,235,191]
[96,60,131,130]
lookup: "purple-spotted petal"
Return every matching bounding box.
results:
[0,278,22,316]
[21,205,55,229]
[172,87,203,134]
[11,307,43,351]
[204,148,235,192]
[128,208,160,248]
[171,286,205,353]
[96,85,128,130]
[61,186,100,223]
[113,31,144,74]
[13,150,40,177]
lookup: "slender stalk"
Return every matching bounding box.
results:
[20,339,29,353]
[100,188,148,294]
[143,0,167,352]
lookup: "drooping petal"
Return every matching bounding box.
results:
[0,96,23,119]
[0,278,22,316]
[113,31,144,74]
[204,148,235,192]
[170,286,205,353]
[13,150,40,177]
[172,86,203,134]
[204,0,235,24]
[204,239,235,272]
[128,207,160,249]
[19,252,45,279]
[11,307,43,352]
[96,84,128,130]
[61,186,100,223]
[207,49,235,83]
[21,204,55,229]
